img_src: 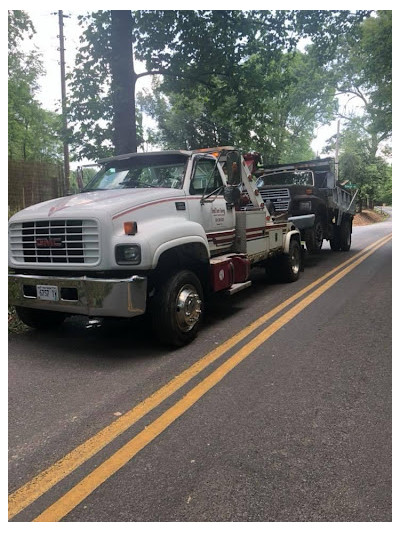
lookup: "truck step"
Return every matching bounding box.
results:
[225,281,252,295]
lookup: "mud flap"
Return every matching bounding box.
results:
[300,244,306,272]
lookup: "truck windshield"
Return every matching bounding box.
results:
[258,170,314,187]
[83,155,188,191]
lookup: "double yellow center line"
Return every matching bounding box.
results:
[9,233,391,522]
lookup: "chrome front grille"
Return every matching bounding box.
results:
[259,188,290,211]
[9,219,100,265]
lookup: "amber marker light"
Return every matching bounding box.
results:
[124,221,138,235]
[305,188,313,195]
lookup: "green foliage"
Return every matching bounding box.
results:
[321,11,392,208]
[361,11,391,116]
[139,47,336,164]
[376,166,392,205]
[138,82,235,150]
[67,11,144,160]
[334,11,391,155]
[336,121,392,208]
[66,12,113,160]
[134,11,370,163]
[8,10,63,162]
[66,10,373,164]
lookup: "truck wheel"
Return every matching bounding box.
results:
[305,216,324,253]
[279,239,301,283]
[329,226,341,251]
[15,306,66,329]
[151,270,203,347]
[339,218,352,251]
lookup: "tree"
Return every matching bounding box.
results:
[139,47,337,163]
[68,10,145,159]
[138,86,234,150]
[334,11,391,159]
[67,10,370,160]
[110,11,136,154]
[359,10,391,134]
[8,10,63,162]
[322,11,392,209]
[327,120,392,210]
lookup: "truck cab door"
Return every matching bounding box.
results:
[187,156,235,253]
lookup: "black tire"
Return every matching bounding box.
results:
[329,226,341,251]
[151,270,203,347]
[279,238,301,283]
[15,306,66,329]
[305,215,324,254]
[264,256,280,283]
[339,218,352,251]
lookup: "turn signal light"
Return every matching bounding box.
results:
[124,221,137,235]
[305,188,313,195]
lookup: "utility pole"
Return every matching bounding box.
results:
[54,10,70,192]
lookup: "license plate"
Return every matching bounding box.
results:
[37,285,59,301]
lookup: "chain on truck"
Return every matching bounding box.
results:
[9,147,311,347]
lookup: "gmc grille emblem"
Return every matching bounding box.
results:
[36,237,63,248]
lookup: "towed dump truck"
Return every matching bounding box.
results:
[255,157,357,253]
[9,147,307,347]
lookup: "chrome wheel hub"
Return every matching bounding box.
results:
[176,284,202,332]
[291,247,300,275]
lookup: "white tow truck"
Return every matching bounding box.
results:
[9,147,305,346]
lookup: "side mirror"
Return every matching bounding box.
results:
[223,185,241,208]
[226,151,242,185]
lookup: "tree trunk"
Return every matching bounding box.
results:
[110,10,137,155]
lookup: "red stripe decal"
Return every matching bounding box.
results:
[245,226,267,232]
[112,197,187,219]
[112,195,225,220]
[206,231,235,239]
[208,238,235,244]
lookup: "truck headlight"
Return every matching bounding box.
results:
[115,244,141,265]
[298,200,312,212]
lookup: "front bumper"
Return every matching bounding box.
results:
[8,273,147,318]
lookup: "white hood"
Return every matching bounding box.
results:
[10,188,186,222]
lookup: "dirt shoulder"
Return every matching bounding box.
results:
[353,208,389,227]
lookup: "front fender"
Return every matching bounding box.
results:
[283,230,301,254]
[288,214,315,230]
[136,218,210,269]
[152,235,210,269]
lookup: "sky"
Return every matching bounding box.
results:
[25,10,153,111]
[22,7,370,163]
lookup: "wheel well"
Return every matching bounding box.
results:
[315,205,328,227]
[284,231,301,254]
[150,243,210,291]
[291,232,301,245]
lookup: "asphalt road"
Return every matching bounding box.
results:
[8,216,392,522]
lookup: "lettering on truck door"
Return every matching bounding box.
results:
[187,157,235,252]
